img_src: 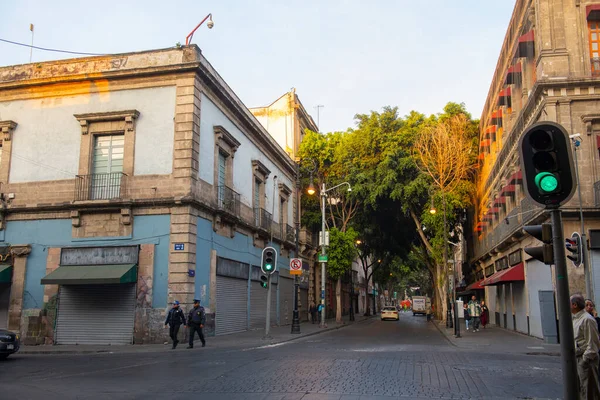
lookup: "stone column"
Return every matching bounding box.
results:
[8,245,31,334]
[134,244,155,344]
[41,248,61,344]
[169,206,197,310]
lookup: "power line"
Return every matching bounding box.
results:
[0,38,106,57]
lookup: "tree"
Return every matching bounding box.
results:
[327,227,358,322]
[413,110,477,322]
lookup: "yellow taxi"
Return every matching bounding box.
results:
[381,306,400,321]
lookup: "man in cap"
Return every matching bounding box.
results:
[187,299,206,348]
[164,300,186,349]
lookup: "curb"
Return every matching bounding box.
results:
[430,318,459,348]
[19,316,376,355]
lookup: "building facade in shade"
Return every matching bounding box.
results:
[0,46,305,345]
[249,90,320,319]
[469,0,600,340]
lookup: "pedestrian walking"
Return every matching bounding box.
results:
[317,303,324,322]
[572,294,600,399]
[187,299,206,349]
[480,300,489,329]
[468,296,482,332]
[463,303,471,331]
[164,300,186,349]
[310,302,317,324]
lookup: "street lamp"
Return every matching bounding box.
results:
[308,181,352,328]
[185,13,214,45]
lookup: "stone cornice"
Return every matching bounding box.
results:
[0,120,17,141]
[214,125,241,153]
[74,110,139,135]
[252,160,271,179]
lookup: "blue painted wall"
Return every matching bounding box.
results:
[5,215,170,309]
[195,217,291,304]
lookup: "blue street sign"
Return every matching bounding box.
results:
[174,243,184,251]
[321,290,325,299]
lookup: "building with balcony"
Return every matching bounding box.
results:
[0,46,303,345]
[250,90,321,317]
[469,0,600,340]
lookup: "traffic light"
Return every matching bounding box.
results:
[260,274,268,288]
[261,246,277,274]
[523,223,554,265]
[566,232,582,267]
[519,122,576,207]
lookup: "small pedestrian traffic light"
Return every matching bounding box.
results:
[261,246,277,275]
[519,121,576,207]
[260,274,268,289]
[566,232,582,267]
[523,224,554,265]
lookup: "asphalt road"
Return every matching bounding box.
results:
[1,314,562,399]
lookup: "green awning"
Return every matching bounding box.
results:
[0,264,12,283]
[41,264,137,285]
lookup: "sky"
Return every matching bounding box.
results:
[0,1,516,133]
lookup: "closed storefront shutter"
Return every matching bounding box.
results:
[216,276,248,335]
[279,277,294,326]
[0,284,9,329]
[250,281,268,329]
[526,259,553,339]
[56,284,135,345]
[271,281,278,325]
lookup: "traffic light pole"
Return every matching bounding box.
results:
[320,183,327,328]
[264,273,272,339]
[550,209,578,398]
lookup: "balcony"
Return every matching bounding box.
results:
[254,207,272,232]
[75,172,126,201]
[217,185,241,218]
[286,224,296,243]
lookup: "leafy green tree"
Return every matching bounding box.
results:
[328,227,358,322]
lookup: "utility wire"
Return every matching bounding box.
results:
[0,38,106,57]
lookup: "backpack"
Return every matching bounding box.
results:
[464,308,471,320]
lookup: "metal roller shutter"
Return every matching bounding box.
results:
[271,281,278,325]
[300,289,309,321]
[279,277,294,326]
[0,284,10,329]
[250,281,268,329]
[56,284,135,345]
[216,276,248,335]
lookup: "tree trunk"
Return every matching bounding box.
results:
[336,277,342,323]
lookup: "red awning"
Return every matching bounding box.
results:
[476,222,484,228]
[491,109,502,121]
[488,207,500,214]
[505,63,522,85]
[493,197,506,205]
[466,279,486,291]
[587,5,600,21]
[509,170,523,184]
[480,139,491,147]
[486,125,497,133]
[516,31,535,58]
[501,184,516,194]
[499,87,512,97]
[477,153,485,160]
[498,87,512,107]
[482,263,525,286]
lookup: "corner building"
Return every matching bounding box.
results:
[0,46,303,345]
[469,0,600,340]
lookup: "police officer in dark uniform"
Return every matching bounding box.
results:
[164,300,186,349]
[187,299,206,348]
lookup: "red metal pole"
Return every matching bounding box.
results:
[185,14,212,45]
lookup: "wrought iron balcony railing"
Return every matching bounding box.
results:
[254,207,272,231]
[217,185,241,217]
[75,172,126,201]
[286,224,296,243]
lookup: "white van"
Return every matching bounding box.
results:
[411,296,431,316]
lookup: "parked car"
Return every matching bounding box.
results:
[0,329,20,359]
[381,306,399,321]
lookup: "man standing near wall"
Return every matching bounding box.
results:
[571,294,600,399]
[187,299,206,349]
[468,296,481,332]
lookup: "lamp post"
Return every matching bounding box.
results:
[291,162,301,334]
[449,241,460,338]
[308,180,352,328]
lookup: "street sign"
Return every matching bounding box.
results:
[290,258,302,275]
[321,290,325,299]
[318,254,328,263]
[319,231,330,247]
[174,243,184,251]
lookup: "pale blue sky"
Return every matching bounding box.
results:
[0,1,515,132]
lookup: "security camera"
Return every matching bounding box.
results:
[207,20,214,29]
[347,187,352,192]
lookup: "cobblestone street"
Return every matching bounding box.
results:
[1,314,562,399]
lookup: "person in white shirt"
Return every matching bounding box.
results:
[571,293,600,399]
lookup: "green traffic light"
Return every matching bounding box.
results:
[261,282,267,288]
[535,172,559,193]
[265,264,272,271]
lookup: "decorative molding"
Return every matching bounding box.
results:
[11,244,32,257]
[252,160,271,179]
[121,208,132,225]
[70,210,81,227]
[74,110,140,135]
[0,120,17,142]
[278,183,292,196]
[214,125,241,155]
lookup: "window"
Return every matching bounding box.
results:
[92,134,124,199]
[254,178,261,225]
[217,151,228,207]
[590,21,600,75]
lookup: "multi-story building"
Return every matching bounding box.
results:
[249,89,319,318]
[469,0,600,340]
[0,45,304,345]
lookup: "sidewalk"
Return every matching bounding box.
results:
[19,314,373,355]
[432,318,561,356]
